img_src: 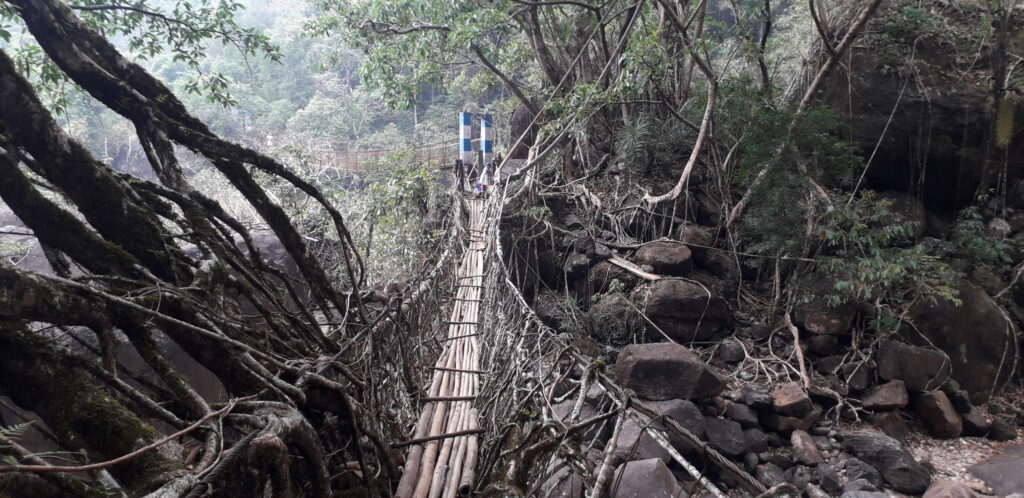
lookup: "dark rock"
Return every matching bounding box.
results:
[599,230,615,241]
[631,280,732,343]
[609,458,685,498]
[861,380,909,411]
[818,463,842,495]
[741,323,772,341]
[633,241,693,276]
[805,483,831,498]
[785,465,812,489]
[760,405,822,434]
[841,362,876,393]
[588,260,639,294]
[842,478,878,493]
[809,335,839,357]
[637,398,707,439]
[793,274,856,335]
[922,480,980,498]
[908,282,1018,404]
[839,492,888,498]
[766,432,783,448]
[772,381,813,417]
[760,448,792,468]
[539,460,584,498]
[715,340,746,364]
[816,355,844,375]
[915,391,962,439]
[614,343,725,401]
[987,418,1018,441]
[742,384,773,410]
[743,428,769,453]
[611,418,672,465]
[791,430,823,465]
[961,407,992,437]
[586,293,642,346]
[563,252,591,280]
[743,452,759,471]
[869,411,910,442]
[949,390,973,414]
[875,341,951,392]
[678,225,713,251]
[970,266,1003,296]
[593,243,612,260]
[725,402,759,428]
[844,457,883,488]
[842,430,931,494]
[969,444,1024,495]
[704,417,746,457]
[564,214,584,230]
[755,463,786,489]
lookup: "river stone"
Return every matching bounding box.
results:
[588,260,639,294]
[842,430,931,494]
[539,459,584,498]
[634,241,693,276]
[637,398,706,441]
[908,282,1019,404]
[563,252,591,280]
[772,381,813,417]
[915,391,962,439]
[756,463,787,488]
[969,445,1024,495]
[614,343,725,400]
[844,457,883,488]
[704,417,746,457]
[869,411,910,442]
[960,406,992,437]
[743,428,769,453]
[609,458,686,498]
[631,279,731,343]
[987,418,1018,441]
[922,480,980,498]
[611,418,671,465]
[793,274,857,335]
[725,401,759,428]
[862,380,909,410]
[875,341,951,392]
[791,430,823,465]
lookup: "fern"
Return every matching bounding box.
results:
[614,113,653,168]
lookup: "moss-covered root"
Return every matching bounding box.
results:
[0,324,180,494]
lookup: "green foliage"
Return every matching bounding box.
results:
[952,194,1015,265]
[820,191,961,319]
[728,84,859,260]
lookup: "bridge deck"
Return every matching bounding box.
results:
[395,197,486,498]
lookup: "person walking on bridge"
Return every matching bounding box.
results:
[477,162,494,198]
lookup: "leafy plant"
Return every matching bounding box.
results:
[952,194,1015,265]
[819,191,961,327]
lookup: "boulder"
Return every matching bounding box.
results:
[790,430,823,465]
[724,401,759,428]
[608,458,686,498]
[923,480,980,498]
[703,417,746,457]
[875,341,950,392]
[756,463,786,489]
[588,260,639,294]
[809,335,839,357]
[861,380,909,411]
[915,391,962,439]
[908,282,1018,404]
[611,419,671,465]
[842,430,932,494]
[793,274,856,335]
[743,428,769,453]
[771,382,813,417]
[844,457,883,488]
[869,411,910,442]
[760,405,822,434]
[678,225,713,252]
[637,398,706,440]
[960,407,993,437]
[633,241,693,276]
[631,280,732,343]
[563,252,591,280]
[988,418,1018,441]
[969,445,1024,495]
[614,343,725,400]
[586,293,641,346]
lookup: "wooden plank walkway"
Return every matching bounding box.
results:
[395,197,486,498]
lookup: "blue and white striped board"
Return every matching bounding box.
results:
[459,111,473,165]
[481,113,493,166]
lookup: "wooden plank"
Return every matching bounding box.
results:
[421,395,476,402]
[608,255,661,281]
[392,428,485,448]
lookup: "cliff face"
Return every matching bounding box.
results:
[817,1,1024,210]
